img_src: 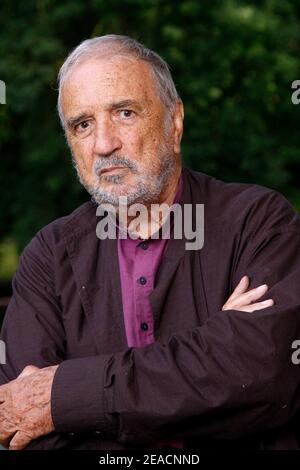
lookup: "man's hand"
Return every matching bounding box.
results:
[222,275,274,312]
[0,364,58,450]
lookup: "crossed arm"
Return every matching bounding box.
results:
[2,190,300,450]
[0,278,275,450]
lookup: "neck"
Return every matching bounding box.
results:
[119,164,182,239]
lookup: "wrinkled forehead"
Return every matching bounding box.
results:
[60,54,162,113]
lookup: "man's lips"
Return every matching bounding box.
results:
[100,166,125,174]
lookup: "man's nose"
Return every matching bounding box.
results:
[93,117,122,156]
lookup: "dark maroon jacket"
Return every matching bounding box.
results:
[2,167,300,450]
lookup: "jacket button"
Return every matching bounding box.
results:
[139,276,147,285]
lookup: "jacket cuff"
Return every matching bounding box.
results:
[51,356,118,435]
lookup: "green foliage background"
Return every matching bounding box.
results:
[0,0,300,261]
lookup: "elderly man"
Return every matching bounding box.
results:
[1,34,300,451]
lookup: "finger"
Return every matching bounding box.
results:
[0,385,8,403]
[0,432,13,444]
[227,284,269,309]
[222,283,267,310]
[222,276,249,309]
[0,437,10,449]
[0,426,16,444]
[9,431,32,451]
[238,299,274,313]
[227,276,249,302]
[18,365,40,379]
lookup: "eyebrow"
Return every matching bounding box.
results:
[66,99,143,129]
[66,113,90,129]
[110,99,142,111]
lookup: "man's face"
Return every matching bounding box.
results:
[61,54,182,206]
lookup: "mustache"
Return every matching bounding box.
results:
[94,155,139,175]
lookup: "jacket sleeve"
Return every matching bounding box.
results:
[51,189,300,445]
[0,230,73,449]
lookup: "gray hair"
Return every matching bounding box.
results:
[57,34,180,128]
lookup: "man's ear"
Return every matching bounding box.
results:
[173,100,184,155]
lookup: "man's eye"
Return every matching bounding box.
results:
[75,121,90,132]
[119,109,135,119]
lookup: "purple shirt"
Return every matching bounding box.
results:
[118,172,183,348]
[117,172,183,448]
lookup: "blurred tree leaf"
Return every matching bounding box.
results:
[0,0,299,255]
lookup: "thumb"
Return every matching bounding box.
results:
[9,431,32,451]
[18,365,40,378]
